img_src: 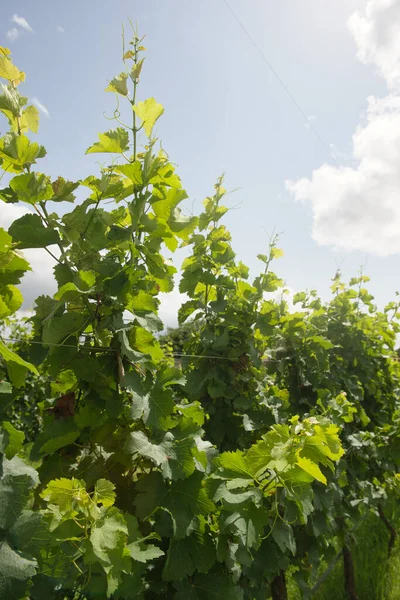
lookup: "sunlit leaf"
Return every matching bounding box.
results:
[133,97,164,137]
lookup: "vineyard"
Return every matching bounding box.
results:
[1,28,400,600]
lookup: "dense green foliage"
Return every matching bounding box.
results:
[0,31,399,600]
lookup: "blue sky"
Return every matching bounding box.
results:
[2,0,400,322]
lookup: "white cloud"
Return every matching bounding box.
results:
[56,25,65,33]
[348,0,400,91]
[0,203,30,231]
[21,248,57,308]
[32,97,50,118]
[286,0,400,256]
[12,14,33,32]
[6,28,19,42]
[159,289,188,329]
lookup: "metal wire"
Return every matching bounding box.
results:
[2,337,276,362]
[223,0,341,168]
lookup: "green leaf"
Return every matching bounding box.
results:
[0,541,36,600]
[293,292,307,304]
[0,456,39,530]
[214,484,262,509]
[53,282,81,302]
[86,128,130,154]
[105,72,129,95]
[6,361,28,389]
[51,176,80,202]
[128,539,164,563]
[126,430,195,480]
[9,213,60,248]
[0,381,12,394]
[152,187,187,219]
[32,419,80,457]
[115,161,143,184]
[40,477,88,511]
[20,104,39,133]
[162,531,216,581]
[213,450,255,487]
[0,340,38,375]
[90,506,128,563]
[244,438,274,476]
[156,365,186,388]
[126,386,176,431]
[126,430,167,465]
[42,312,87,346]
[0,421,24,459]
[128,290,158,313]
[296,455,327,485]
[125,368,182,430]
[0,55,25,85]
[271,520,296,555]
[222,505,268,549]
[81,173,125,200]
[0,133,45,171]
[132,327,164,361]
[9,172,53,205]
[271,247,284,259]
[0,226,12,251]
[173,569,242,600]
[144,387,176,431]
[135,471,214,539]
[133,98,164,137]
[94,479,116,507]
[0,284,23,318]
[310,335,334,350]
[77,269,96,289]
[131,58,145,80]
[0,83,25,118]
[9,510,46,551]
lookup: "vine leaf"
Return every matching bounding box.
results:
[271,520,296,555]
[296,455,326,485]
[128,539,164,563]
[0,340,38,374]
[0,133,46,171]
[133,98,164,137]
[89,507,129,596]
[162,531,216,581]
[9,213,60,248]
[126,430,196,480]
[115,161,143,184]
[173,569,242,600]
[0,421,24,459]
[51,176,79,202]
[40,478,88,511]
[94,479,116,507]
[0,541,37,600]
[20,105,40,134]
[135,471,214,539]
[0,55,25,85]
[9,172,53,204]
[105,72,129,96]
[86,128,130,154]
[0,284,23,318]
[0,455,39,530]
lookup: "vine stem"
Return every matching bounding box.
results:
[131,48,138,161]
[378,502,397,556]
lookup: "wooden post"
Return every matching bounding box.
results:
[271,570,288,600]
[343,545,359,600]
